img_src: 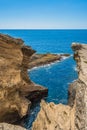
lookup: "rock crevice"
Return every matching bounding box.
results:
[32,43,87,130]
[1,34,87,130]
[0,34,48,124]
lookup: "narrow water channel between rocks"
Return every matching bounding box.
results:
[24,56,78,129]
[1,29,86,130]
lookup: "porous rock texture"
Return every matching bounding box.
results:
[0,34,48,124]
[32,100,75,130]
[70,43,87,130]
[32,43,87,130]
[0,123,26,130]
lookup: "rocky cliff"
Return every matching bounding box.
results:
[0,34,48,124]
[32,43,87,130]
[1,34,86,130]
[70,43,87,130]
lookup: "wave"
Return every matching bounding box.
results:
[73,65,78,71]
[67,79,78,86]
[28,55,71,72]
[28,61,59,72]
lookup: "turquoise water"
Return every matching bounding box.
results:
[0,30,87,129]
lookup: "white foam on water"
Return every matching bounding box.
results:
[61,54,73,60]
[28,60,60,72]
[72,79,77,83]
[28,54,71,72]
[73,65,78,71]
[67,79,78,86]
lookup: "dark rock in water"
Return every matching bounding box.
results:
[0,34,48,124]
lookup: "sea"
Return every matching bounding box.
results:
[0,29,87,129]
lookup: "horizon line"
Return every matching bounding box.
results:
[0,28,87,30]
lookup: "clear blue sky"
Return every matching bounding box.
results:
[0,0,87,29]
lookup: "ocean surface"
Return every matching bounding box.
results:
[0,29,87,129]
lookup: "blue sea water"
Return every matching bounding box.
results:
[0,29,87,129]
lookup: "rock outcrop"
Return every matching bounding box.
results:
[32,43,87,130]
[0,34,48,124]
[0,123,26,130]
[32,100,75,130]
[70,43,87,130]
[1,33,87,130]
[29,53,70,69]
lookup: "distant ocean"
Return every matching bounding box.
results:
[0,29,87,129]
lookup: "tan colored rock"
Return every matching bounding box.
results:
[0,34,48,123]
[32,43,87,130]
[0,123,26,130]
[29,53,70,69]
[71,43,87,130]
[72,43,87,85]
[32,100,75,130]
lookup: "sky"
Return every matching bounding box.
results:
[0,0,87,29]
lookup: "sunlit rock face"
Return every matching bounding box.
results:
[0,34,48,124]
[32,100,75,130]
[32,43,87,130]
[0,123,26,130]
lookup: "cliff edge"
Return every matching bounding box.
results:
[0,34,48,124]
[32,43,87,130]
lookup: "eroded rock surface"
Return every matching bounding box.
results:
[32,100,75,130]
[32,43,87,130]
[0,34,48,124]
[0,123,26,130]
[71,43,87,130]
[29,53,70,69]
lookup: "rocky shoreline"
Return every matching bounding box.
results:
[0,34,48,129]
[0,33,86,130]
[0,34,70,130]
[28,53,70,69]
[32,43,87,130]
